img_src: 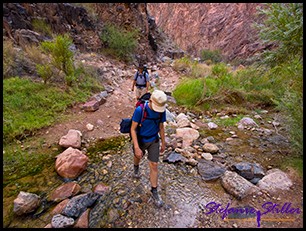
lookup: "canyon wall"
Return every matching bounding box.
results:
[148,3,269,62]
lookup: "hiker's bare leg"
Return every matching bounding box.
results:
[148,161,158,188]
[134,154,141,165]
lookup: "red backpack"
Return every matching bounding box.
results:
[136,92,161,127]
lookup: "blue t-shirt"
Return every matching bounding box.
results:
[132,102,166,143]
[134,71,149,88]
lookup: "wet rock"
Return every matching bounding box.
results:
[257,168,293,192]
[74,208,90,228]
[197,159,226,181]
[59,129,82,149]
[50,182,81,202]
[231,162,265,183]
[51,214,75,228]
[13,191,41,216]
[163,151,186,163]
[221,171,258,200]
[62,192,100,218]
[202,143,219,154]
[55,147,89,179]
[51,199,70,215]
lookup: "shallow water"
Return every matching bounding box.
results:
[3,120,293,228]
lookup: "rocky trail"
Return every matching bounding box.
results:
[4,53,303,228]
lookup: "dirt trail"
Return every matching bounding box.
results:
[35,61,180,147]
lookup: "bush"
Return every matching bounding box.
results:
[32,18,53,37]
[100,23,138,62]
[24,44,46,65]
[256,3,303,67]
[200,49,223,63]
[173,56,193,72]
[173,78,204,106]
[40,34,75,86]
[211,63,229,77]
[36,63,53,84]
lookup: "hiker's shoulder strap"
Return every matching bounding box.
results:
[139,101,148,123]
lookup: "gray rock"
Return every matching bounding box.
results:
[197,159,226,181]
[62,192,100,218]
[221,171,258,200]
[51,214,75,228]
[163,151,187,163]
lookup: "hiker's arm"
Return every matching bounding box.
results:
[146,73,150,92]
[131,121,143,159]
[131,80,136,91]
[159,122,166,153]
[146,80,150,92]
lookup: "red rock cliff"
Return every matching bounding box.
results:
[148,3,268,62]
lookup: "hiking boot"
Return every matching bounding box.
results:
[151,189,164,208]
[133,165,141,179]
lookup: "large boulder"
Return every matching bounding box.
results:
[176,127,200,148]
[256,168,293,192]
[197,159,226,181]
[221,170,258,200]
[55,147,88,179]
[13,191,41,216]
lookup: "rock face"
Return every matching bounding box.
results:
[147,3,272,62]
[3,3,183,65]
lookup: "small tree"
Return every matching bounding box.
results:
[36,64,53,84]
[100,24,138,61]
[255,3,303,67]
[255,3,303,156]
[40,34,75,86]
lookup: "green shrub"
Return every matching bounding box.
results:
[24,44,46,65]
[203,77,219,97]
[256,3,303,67]
[40,34,75,85]
[211,63,229,77]
[173,56,193,72]
[191,63,211,78]
[173,78,204,106]
[36,63,53,84]
[100,23,138,62]
[200,49,223,63]
[32,18,53,37]
[73,64,104,93]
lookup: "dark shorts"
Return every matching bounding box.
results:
[134,137,160,163]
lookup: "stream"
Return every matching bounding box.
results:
[3,112,295,228]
